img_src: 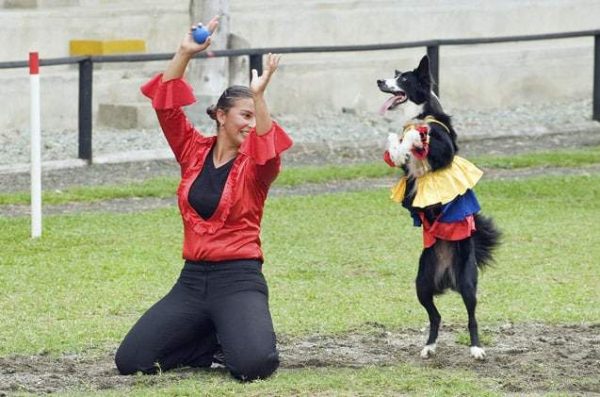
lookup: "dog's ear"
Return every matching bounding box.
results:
[394,69,402,77]
[416,55,432,87]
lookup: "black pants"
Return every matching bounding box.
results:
[115,259,279,381]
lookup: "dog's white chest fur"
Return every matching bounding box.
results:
[406,156,431,178]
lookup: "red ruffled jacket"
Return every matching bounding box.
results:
[141,74,293,262]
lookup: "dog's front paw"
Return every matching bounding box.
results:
[470,346,486,360]
[420,343,437,359]
[387,133,405,165]
[403,127,422,149]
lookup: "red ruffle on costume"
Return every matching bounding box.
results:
[383,150,396,168]
[141,74,196,109]
[419,213,476,248]
[240,125,294,166]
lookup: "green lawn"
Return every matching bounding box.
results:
[1,171,599,396]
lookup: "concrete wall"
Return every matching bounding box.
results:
[0,1,188,60]
[228,0,600,114]
[0,0,189,132]
[0,0,599,133]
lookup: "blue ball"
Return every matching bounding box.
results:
[192,26,210,44]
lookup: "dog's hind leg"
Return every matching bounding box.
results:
[416,255,441,358]
[457,246,486,360]
[416,285,441,358]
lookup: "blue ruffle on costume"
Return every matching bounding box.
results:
[410,189,481,226]
[440,189,481,222]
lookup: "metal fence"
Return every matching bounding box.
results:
[1,29,599,162]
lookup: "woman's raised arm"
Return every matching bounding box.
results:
[250,53,281,136]
[162,16,220,82]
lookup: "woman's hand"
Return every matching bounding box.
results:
[162,15,219,82]
[178,15,220,57]
[251,54,281,135]
[250,53,281,96]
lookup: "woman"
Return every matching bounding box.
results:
[115,16,293,381]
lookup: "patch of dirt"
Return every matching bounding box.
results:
[281,323,600,394]
[1,323,599,395]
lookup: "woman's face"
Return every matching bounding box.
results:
[217,98,255,147]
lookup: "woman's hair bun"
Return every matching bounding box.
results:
[206,104,218,120]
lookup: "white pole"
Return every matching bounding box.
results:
[30,52,42,238]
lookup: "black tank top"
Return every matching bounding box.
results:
[188,146,235,220]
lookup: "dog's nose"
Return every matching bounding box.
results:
[377,79,384,87]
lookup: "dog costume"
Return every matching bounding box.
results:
[385,117,483,248]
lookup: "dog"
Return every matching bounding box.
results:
[377,55,500,360]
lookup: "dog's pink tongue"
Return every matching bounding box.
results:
[379,96,400,115]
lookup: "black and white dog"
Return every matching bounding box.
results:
[377,55,500,360]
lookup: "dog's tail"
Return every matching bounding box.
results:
[473,213,501,268]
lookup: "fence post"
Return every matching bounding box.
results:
[427,45,440,97]
[249,53,263,82]
[594,35,600,122]
[78,58,93,161]
[29,52,42,238]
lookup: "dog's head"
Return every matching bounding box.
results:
[377,55,433,120]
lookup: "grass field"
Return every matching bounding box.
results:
[1,150,600,396]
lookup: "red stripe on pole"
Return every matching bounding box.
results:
[29,52,39,75]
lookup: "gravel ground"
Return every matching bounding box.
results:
[1,98,599,195]
[1,97,599,165]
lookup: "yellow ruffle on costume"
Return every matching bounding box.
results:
[390,156,483,208]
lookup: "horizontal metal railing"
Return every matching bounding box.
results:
[1,29,599,162]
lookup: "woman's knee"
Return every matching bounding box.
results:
[228,350,280,382]
[115,342,158,375]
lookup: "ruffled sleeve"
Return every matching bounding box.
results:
[140,73,208,171]
[140,73,196,109]
[240,121,293,165]
[239,121,293,186]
